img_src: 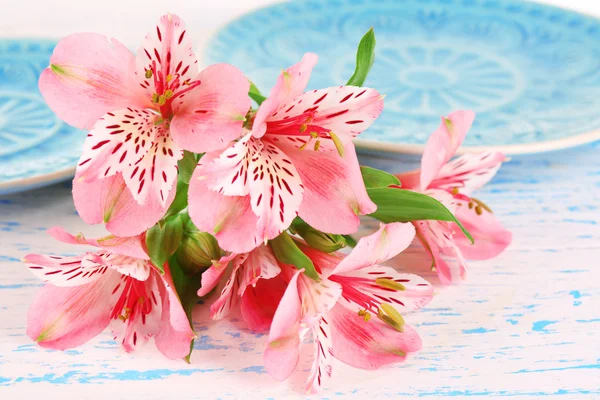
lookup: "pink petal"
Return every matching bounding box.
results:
[432,151,505,195]
[198,134,304,243]
[252,53,318,138]
[122,132,183,207]
[328,304,422,370]
[170,64,251,153]
[452,200,512,260]
[240,275,287,332]
[305,317,334,394]
[334,266,433,313]
[155,265,196,359]
[135,14,198,101]
[76,109,159,183]
[275,138,376,235]
[271,86,384,144]
[102,253,152,281]
[109,273,162,353]
[420,110,475,190]
[264,270,303,381]
[415,221,464,284]
[394,169,420,190]
[24,253,108,287]
[73,173,173,237]
[197,253,237,297]
[188,179,260,253]
[47,227,149,260]
[39,33,146,130]
[237,245,280,295]
[27,274,117,349]
[330,222,416,275]
[209,262,241,321]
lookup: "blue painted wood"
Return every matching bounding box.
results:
[0,142,598,398]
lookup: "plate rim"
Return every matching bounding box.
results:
[204,0,600,155]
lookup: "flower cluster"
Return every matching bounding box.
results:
[24,14,511,393]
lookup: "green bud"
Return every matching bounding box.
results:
[175,231,221,275]
[291,219,346,253]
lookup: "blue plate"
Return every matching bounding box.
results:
[0,39,85,195]
[206,0,600,154]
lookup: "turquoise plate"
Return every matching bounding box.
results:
[206,0,600,155]
[0,39,85,195]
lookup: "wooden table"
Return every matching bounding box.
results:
[1,142,599,398]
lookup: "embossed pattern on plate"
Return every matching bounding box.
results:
[0,39,85,195]
[206,0,600,154]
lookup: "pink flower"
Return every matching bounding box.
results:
[396,110,512,284]
[197,245,286,332]
[24,227,195,359]
[188,53,383,253]
[263,223,433,393]
[39,14,250,236]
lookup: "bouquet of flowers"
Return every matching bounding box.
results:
[24,14,511,393]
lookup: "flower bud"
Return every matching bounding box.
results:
[175,231,221,275]
[292,219,346,253]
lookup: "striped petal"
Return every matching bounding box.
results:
[135,14,198,100]
[25,253,108,287]
[77,109,159,182]
[305,317,334,394]
[122,133,183,207]
[432,151,506,195]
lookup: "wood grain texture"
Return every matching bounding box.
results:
[1,142,598,399]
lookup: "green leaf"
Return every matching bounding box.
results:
[178,151,197,185]
[342,234,358,248]
[270,232,319,280]
[146,215,184,273]
[346,28,376,86]
[361,166,401,188]
[367,187,474,243]
[249,81,267,105]
[164,180,189,219]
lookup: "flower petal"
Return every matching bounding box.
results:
[122,133,183,207]
[47,226,149,260]
[155,265,196,359]
[209,261,241,321]
[329,304,422,370]
[330,222,416,275]
[135,14,198,100]
[264,270,304,381]
[335,266,433,313]
[420,110,475,190]
[275,138,375,235]
[197,253,237,297]
[76,109,159,182]
[39,33,145,130]
[416,221,465,284]
[273,86,384,144]
[24,253,109,287]
[170,63,251,153]
[188,179,260,253]
[305,317,334,394]
[452,200,512,260]
[73,173,174,237]
[237,245,280,295]
[27,275,117,349]
[252,53,318,138]
[432,151,505,195]
[109,273,162,353]
[240,275,287,332]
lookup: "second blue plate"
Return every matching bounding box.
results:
[206,0,600,154]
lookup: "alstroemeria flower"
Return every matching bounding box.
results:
[39,14,250,236]
[189,53,382,253]
[197,245,286,332]
[396,110,512,284]
[24,227,195,359]
[263,223,433,393]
